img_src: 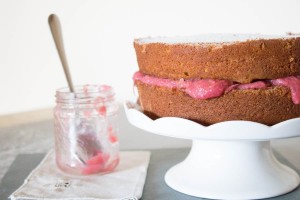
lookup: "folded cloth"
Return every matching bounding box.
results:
[9,151,151,200]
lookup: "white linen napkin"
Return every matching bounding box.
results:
[9,150,151,200]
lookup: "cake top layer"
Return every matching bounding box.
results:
[135,33,300,45]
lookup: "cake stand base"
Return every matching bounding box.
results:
[165,140,300,200]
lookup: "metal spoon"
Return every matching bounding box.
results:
[48,14,102,166]
[48,14,86,165]
[48,14,75,93]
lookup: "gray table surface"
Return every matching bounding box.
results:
[1,149,300,200]
[0,106,300,199]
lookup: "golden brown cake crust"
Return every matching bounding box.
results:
[136,81,300,126]
[134,38,300,83]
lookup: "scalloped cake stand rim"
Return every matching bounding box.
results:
[124,101,300,141]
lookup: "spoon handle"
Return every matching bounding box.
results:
[48,14,75,93]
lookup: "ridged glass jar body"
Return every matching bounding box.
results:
[54,85,119,175]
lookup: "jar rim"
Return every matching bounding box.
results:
[56,84,114,103]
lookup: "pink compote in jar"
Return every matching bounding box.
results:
[54,85,119,175]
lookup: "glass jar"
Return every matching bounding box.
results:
[54,85,119,175]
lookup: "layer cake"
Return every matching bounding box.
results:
[133,34,300,125]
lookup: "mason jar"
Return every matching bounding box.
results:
[54,85,119,175]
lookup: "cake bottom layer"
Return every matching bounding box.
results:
[135,81,300,126]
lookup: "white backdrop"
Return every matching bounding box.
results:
[1,0,300,115]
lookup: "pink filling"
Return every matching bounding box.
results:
[133,72,300,104]
[271,76,300,104]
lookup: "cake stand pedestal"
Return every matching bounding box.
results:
[124,101,300,200]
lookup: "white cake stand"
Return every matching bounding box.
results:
[124,101,300,200]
